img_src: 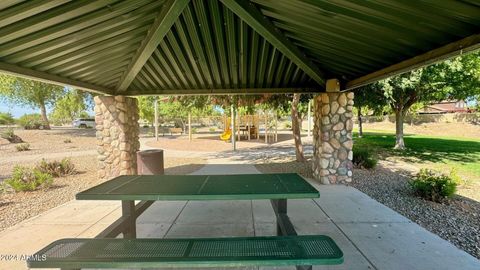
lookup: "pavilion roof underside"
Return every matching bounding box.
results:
[0,0,478,95]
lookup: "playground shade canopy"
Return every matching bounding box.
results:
[0,0,478,96]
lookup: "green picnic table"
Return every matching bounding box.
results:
[28,173,343,270]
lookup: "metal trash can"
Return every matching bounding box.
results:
[137,149,164,175]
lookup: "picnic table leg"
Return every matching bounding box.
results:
[271,199,312,270]
[270,199,297,236]
[122,200,136,238]
[273,199,286,236]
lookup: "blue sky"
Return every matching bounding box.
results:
[0,100,42,118]
[0,100,94,118]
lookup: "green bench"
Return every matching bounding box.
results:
[27,235,343,269]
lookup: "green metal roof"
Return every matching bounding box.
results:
[0,0,479,95]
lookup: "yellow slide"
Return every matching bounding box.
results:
[220,129,232,141]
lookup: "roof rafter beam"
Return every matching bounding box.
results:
[0,61,115,95]
[346,34,480,90]
[219,0,326,86]
[124,87,320,96]
[115,0,190,92]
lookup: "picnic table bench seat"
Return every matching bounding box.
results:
[27,235,343,269]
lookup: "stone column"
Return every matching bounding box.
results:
[94,96,140,180]
[312,92,354,184]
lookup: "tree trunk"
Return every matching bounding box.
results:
[39,102,51,130]
[357,107,363,138]
[394,110,405,150]
[291,93,305,161]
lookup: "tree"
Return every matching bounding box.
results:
[137,96,156,125]
[0,75,64,129]
[379,52,480,149]
[147,96,215,131]
[50,89,89,124]
[291,93,305,161]
[353,83,386,137]
[262,93,312,161]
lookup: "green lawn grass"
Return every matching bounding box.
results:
[354,131,480,185]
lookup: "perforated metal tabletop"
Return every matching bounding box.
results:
[76,173,319,201]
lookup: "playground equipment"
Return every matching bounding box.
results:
[221,112,278,143]
[222,115,259,141]
[220,128,232,141]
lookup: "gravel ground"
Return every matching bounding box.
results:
[255,161,480,260]
[0,127,97,157]
[0,155,205,232]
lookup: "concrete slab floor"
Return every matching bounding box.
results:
[0,164,478,270]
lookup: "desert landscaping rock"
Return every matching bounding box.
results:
[0,128,205,232]
[0,155,204,231]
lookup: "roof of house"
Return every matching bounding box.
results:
[0,0,479,96]
[423,100,468,113]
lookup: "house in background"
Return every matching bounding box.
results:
[419,100,474,114]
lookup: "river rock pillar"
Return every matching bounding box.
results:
[312,90,354,184]
[94,96,140,180]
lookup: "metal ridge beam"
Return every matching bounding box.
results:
[123,87,320,96]
[219,0,326,87]
[346,34,480,90]
[0,61,115,95]
[115,0,190,92]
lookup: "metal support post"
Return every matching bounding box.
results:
[154,96,159,141]
[122,201,136,239]
[188,112,192,141]
[307,99,312,138]
[231,105,236,151]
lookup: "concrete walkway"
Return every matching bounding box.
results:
[0,164,478,269]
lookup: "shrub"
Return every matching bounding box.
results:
[0,183,6,194]
[0,128,24,143]
[409,169,457,202]
[36,158,76,177]
[15,143,30,151]
[352,146,377,169]
[209,127,216,132]
[63,138,72,143]
[5,166,53,192]
[0,112,15,125]
[17,114,47,129]
[284,122,292,129]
